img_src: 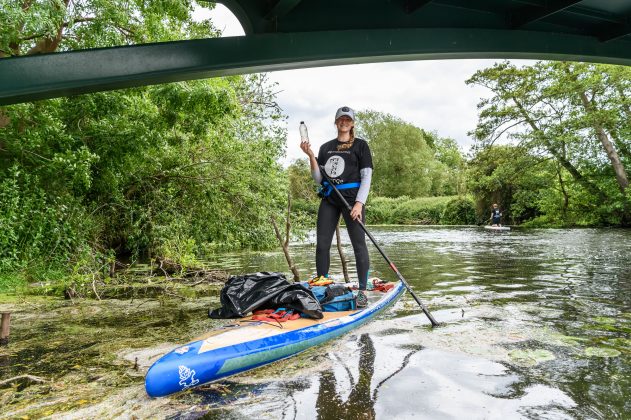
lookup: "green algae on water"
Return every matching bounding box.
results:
[584,347,621,358]
[536,329,587,347]
[591,316,618,325]
[603,338,631,353]
[508,349,556,366]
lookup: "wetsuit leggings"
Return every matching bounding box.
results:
[316,197,369,290]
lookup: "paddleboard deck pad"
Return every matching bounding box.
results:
[145,280,405,397]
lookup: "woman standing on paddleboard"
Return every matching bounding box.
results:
[300,106,373,308]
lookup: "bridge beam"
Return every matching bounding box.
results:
[508,0,583,28]
[1,28,630,105]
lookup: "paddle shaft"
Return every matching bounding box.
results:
[319,166,439,327]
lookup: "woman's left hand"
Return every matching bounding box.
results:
[350,202,363,222]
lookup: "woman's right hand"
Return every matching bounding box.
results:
[300,140,314,158]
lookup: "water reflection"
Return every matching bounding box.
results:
[316,334,377,419]
[314,333,423,419]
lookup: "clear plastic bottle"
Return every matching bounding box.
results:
[299,121,309,143]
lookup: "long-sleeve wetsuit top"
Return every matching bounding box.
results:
[313,138,373,204]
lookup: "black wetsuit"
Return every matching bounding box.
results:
[316,138,373,290]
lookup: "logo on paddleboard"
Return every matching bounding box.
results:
[325,156,345,178]
[178,365,199,389]
[174,346,190,355]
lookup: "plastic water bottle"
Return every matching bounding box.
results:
[299,121,309,143]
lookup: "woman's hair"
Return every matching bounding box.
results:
[337,126,355,151]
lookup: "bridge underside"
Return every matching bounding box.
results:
[1,0,630,105]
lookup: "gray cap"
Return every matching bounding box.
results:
[335,106,355,121]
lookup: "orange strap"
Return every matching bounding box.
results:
[374,283,395,292]
[252,309,301,322]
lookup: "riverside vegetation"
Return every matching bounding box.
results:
[1,1,629,292]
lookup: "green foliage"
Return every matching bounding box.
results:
[0,166,96,273]
[288,159,319,202]
[430,136,467,196]
[0,1,290,288]
[157,236,198,271]
[467,145,552,224]
[441,198,477,225]
[292,198,318,216]
[365,196,455,225]
[356,110,464,198]
[467,61,631,226]
[0,0,219,57]
[293,195,459,226]
[0,76,287,281]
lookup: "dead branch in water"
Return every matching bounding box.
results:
[0,375,47,389]
[152,257,228,283]
[271,192,301,281]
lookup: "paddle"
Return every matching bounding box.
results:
[319,165,440,327]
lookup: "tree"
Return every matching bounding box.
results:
[356,110,435,197]
[0,0,221,129]
[0,0,217,57]
[288,159,317,202]
[467,145,556,225]
[430,135,467,196]
[0,2,289,279]
[543,62,629,194]
[467,61,630,225]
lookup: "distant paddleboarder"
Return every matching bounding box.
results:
[490,203,503,226]
[299,106,373,308]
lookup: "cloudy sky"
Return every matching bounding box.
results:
[197,4,534,164]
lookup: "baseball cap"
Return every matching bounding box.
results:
[335,106,355,121]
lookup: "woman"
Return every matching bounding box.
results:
[300,106,373,307]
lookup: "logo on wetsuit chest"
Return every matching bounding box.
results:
[325,156,345,178]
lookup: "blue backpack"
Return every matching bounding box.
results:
[312,284,357,312]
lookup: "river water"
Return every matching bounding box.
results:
[1,227,630,419]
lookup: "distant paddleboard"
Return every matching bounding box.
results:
[484,225,511,231]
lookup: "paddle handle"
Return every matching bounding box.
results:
[318,166,439,327]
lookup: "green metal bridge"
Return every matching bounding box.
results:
[1,0,630,105]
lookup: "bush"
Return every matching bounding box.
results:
[366,196,455,224]
[441,197,477,225]
[292,198,319,217]
[0,166,96,274]
[295,195,469,228]
[0,77,288,288]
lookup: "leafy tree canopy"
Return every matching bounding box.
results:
[0,1,288,280]
[0,0,218,57]
[356,110,465,198]
[466,61,630,226]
